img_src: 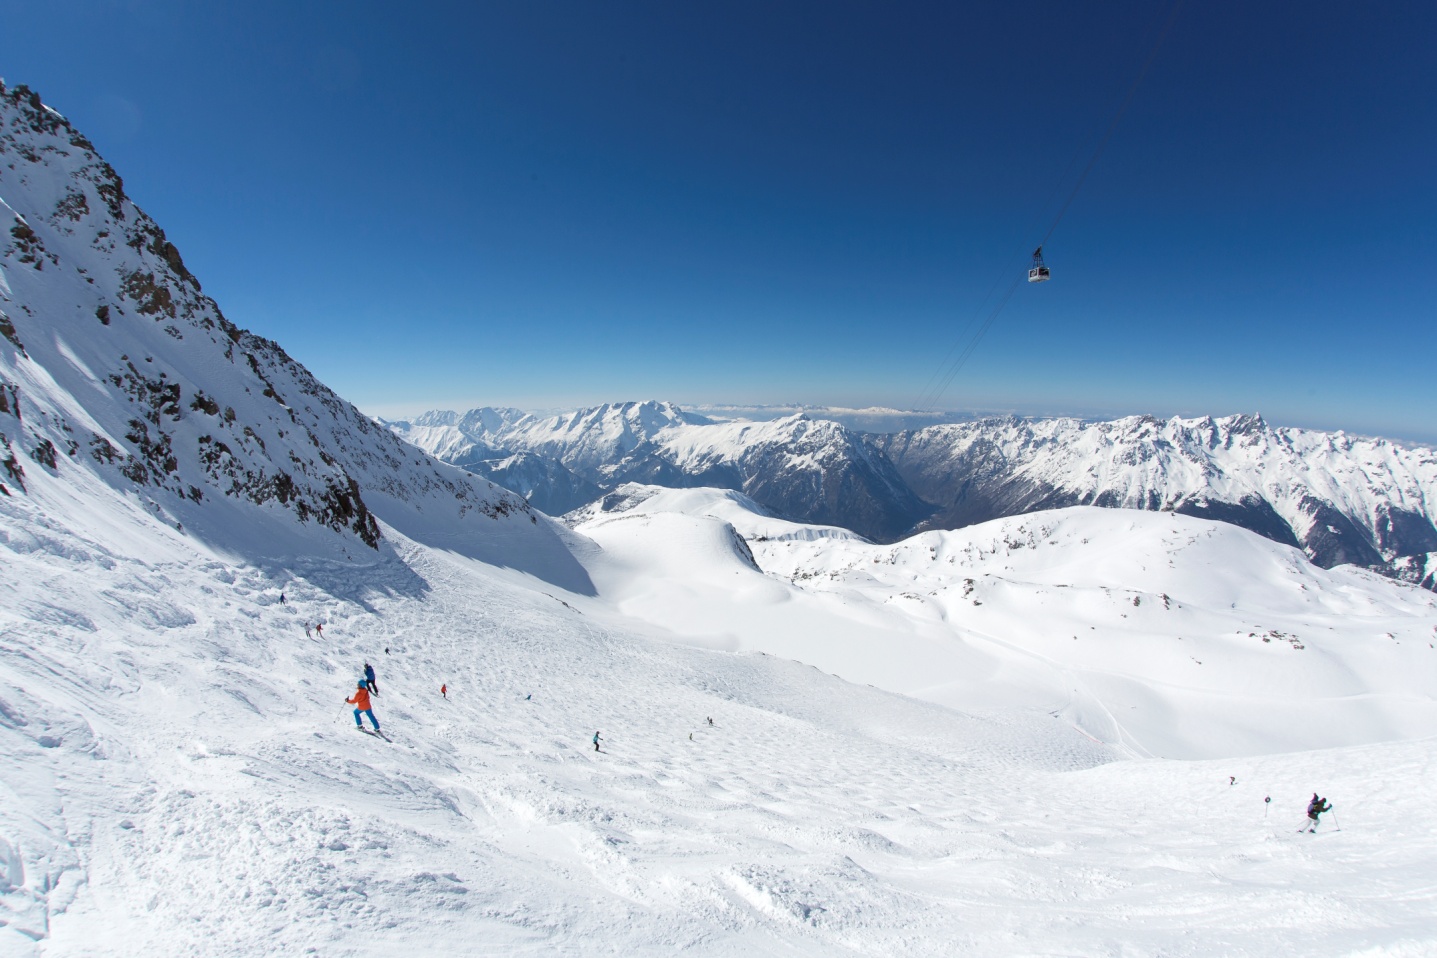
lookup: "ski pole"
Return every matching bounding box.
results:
[1330,808,1340,831]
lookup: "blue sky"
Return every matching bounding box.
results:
[5,1,1435,440]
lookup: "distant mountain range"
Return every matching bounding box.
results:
[390,402,929,541]
[389,404,1437,589]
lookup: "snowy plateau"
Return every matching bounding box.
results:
[2,82,1437,958]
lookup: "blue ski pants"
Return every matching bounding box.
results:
[354,708,380,730]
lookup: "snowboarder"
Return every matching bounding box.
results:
[441,683,447,699]
[364,662,378,695]
[1305,793,1332,832]
[346,682,380,732]
[593,731,602,752]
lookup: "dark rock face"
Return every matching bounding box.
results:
[463,452,602,517]
[728,426,931,542]
[1295,496,1386,569]
[609,449,740,491]
[1172,496,1301,550]
[1373,505,1437,558]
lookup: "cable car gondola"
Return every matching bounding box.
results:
[1028,246,1050,283]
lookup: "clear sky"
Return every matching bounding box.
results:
[4,1,1435,441]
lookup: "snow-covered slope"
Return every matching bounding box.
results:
[13,482,1437,956]
[566,483,869,544]
[879,414,1437,584]
[575,489,1437,760]
[0,82,588,591]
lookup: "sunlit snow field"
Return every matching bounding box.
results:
[4,474,1436,956]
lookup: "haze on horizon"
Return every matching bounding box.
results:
[3,1,1433,442]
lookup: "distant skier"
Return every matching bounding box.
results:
[304,624,312,639]
[280,592,286,605]
[1229,776,1236,786]
[441,683,447,699]
[364,662,378,695]
[315,623,324,638]
[1305,793,1332,832]
[707,717,714,727]
[593,731,602,752]
[346,681,380,732]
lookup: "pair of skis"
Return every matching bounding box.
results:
[1296,812,1339,833]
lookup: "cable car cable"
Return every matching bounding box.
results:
[912,159,1081,411]
[926,274,1023,410]
[1039,0,1185,248]
[915,0,1185,413]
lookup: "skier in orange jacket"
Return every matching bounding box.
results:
[346,682,380,731]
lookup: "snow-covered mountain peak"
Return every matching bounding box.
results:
[389,393,1437,586]
[0,82,588,588]
[880,411,1437,582]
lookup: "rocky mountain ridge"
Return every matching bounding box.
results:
[0,82,588,589]
[389,400,931,541]
[877,413,1437,587]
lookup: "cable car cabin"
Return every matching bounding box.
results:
[1028,246,1050,283]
